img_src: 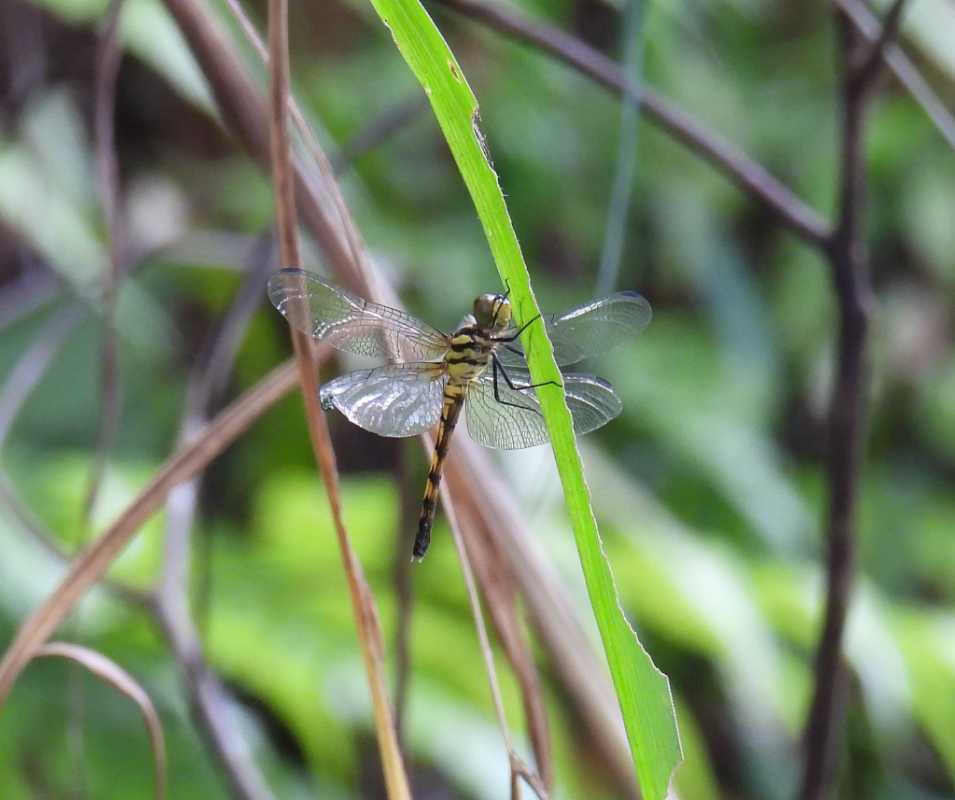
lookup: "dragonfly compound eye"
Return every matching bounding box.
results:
[473,293,511,330]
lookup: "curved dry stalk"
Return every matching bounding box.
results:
[266,0,410,796]
[34,642,166,800]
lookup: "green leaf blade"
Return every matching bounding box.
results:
[366,0,682,795]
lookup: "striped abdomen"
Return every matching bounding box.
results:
[413,385,465,559]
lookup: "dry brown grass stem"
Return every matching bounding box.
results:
[266,0,410,796]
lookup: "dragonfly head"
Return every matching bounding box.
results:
[473,292,512,331]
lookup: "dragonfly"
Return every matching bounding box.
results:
[268,268,651,559]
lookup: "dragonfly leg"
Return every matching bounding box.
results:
[490,356,560,416]
[502,344,523,359]
[493,354,560,392]
[490,314,541,343]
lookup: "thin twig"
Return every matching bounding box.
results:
[267,0,299,270]
[431,0,830,248]
[391,446,418,744]
[798,4,902,797]
[454,500,553,789]
[85,0,126,522]
[151,600,273,800]
[852,0,910,89]
[0,268,60,334]
[596,0,645,296]
[266,1,411,796]
[331,96,429,172]
[438,480,549,800]
[155,234,276,799]
[511,753,549,800]
[0,306,82,446]
[835,0,955,152]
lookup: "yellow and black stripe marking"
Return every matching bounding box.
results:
[414,292,514,559]
[413,384,466,559]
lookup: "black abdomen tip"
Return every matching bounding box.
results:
[413,519,432,560]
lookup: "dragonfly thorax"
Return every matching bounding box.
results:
[444,293,511,385]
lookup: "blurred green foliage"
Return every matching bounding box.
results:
[2,0,955,798]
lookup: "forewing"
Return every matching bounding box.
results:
[320,363,448,437]
[496,292,651,367]
[268,268,449,361]
[465,368,623,450]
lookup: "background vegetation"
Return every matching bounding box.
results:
[1,0,954,798]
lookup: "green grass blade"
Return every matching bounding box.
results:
[364,1,682,795]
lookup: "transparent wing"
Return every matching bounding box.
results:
[496,291,651,368]
[320,363,448,437]
[465,367,623,450]
[268,268,449,362]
